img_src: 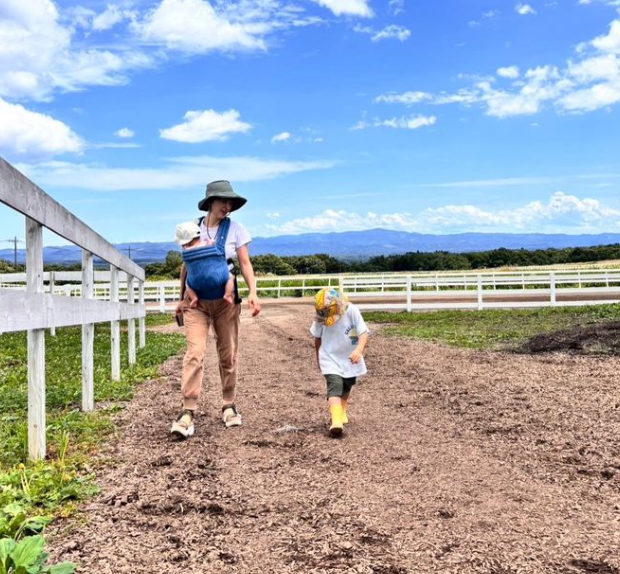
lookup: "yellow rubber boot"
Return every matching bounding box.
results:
[341,398,349,425]
[329,403,344,437]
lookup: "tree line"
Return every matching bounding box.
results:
[2,243,619,278]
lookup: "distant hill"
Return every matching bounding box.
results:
[2,229,620,265]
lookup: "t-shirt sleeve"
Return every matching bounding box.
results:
[232,221,251,250]
[310,321,323,338]
[352,306,369,336]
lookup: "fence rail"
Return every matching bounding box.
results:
[2,268,619,313]
[0,156,146,459]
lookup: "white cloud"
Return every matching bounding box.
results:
[375,17,620,116]
[497,66,520,79]
[115,127,135,138]
[0,0,153,100]
[375,91,431,105]
[0,98,84,157]
[92,5,137,31]
[313,0,373,17]
[271,131,291,143]
[266,211,281,220]
[388,0,404,16]
[160,109,252,142]
[16,155,336,191]
[355,24,410,42]
[352,114,436,130]
[515,3,537,15]
[137,0,268,53]
[269,192,620,234]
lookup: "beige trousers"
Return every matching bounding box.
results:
[181,298,240,410]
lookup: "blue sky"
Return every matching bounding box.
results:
[1,0,620,246]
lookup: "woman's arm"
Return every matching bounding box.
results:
[236,244,261,317]
[175,263,187,314]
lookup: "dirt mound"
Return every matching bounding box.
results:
[519,320,620,355]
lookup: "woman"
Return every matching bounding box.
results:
[171,180,261,438]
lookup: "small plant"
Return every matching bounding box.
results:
[0,535,75,574]
[0,504,50,540]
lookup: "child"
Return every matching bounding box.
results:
[174,221,235,306]
[310,288,369,437]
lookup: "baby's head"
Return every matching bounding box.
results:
[314,287,349,327]
[174,221,201,249]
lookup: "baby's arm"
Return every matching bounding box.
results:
[349,332,368,364]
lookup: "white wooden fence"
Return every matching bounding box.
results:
[2,268,619,312]
[0,156,145,460]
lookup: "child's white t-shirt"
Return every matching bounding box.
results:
[196,218,251,260]
[310,303,369,378]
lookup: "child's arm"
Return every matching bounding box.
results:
[314,337,321,369]
[349,332,368,364]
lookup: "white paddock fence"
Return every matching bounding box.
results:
[0,156,146,460]
[2,268,620,313]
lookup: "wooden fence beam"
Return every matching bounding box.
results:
[26,217,46,460]
[110,266,121,381]
[82,250,94,412]
[127,276,136,365]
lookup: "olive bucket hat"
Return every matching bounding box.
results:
[198,180,247,212]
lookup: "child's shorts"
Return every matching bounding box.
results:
[324,374,357,398]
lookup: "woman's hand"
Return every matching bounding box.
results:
[175,300,184,314]
[247,293,261,317]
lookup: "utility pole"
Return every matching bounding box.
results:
[2,236,24,267]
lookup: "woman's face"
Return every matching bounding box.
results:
[210,198,234,220]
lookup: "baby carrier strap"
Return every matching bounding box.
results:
[215,217,231,253]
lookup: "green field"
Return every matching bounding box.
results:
[365,304,620,350]
[0,315,184,546]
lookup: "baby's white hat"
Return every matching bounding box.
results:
[174,221,201,246]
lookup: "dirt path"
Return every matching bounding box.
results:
[50,304,620,574]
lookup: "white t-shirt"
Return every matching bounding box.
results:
[196,218,251,260]
[310,303,369,378]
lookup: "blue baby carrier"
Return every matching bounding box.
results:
[182,217,231,300]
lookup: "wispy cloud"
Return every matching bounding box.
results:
[16,155,337,191]
[160,109,252,142]
[354,24,411,42]
[352,114,436,130]
[268,192,620,234]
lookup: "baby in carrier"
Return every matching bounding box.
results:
[175,221,234,306]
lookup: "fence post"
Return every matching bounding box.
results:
[127,275,136,365]
[406,276,412,312]
[159,284,165,312]
[49,271,56,336]
[339,276,344,293]
[302,277,305,298]
[578,270,582,288]
[110,266,121,381]
[26,217,46,460]
[550,272,556,306]
[435,273,439,292]
[139,280,146,349]
[477,274,483,311]
[81,250,94,412]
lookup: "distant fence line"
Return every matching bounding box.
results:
[2,268,620,312]
[0,156,146,460]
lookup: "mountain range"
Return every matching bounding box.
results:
[2,229,620,265]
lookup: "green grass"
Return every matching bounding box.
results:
[0,314,184,532]
[364,304,620,350]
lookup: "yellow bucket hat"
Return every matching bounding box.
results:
[314,287,349,327]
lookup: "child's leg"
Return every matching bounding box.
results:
[341,378,356,424]
[223,276,234,305]
[325,375,345,437]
